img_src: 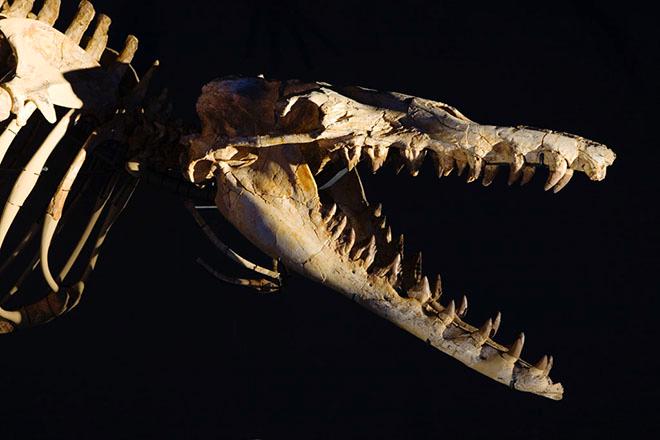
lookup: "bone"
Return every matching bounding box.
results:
[481,164,499,186]
[534,355,549,371]
[491,311,501,337]
[473,318,492,345]
[507,155,525,185]
[519,165,535,186]
[455,157,468,176]
[552,168,574,193]
[37,0,61,25]
[365,145,388,173]
[407,276,431,303]
[341,227,356,256]
[0,104,37,165]
[543,155,568,191]
[4,0,34,17]
[116,35,139,64]
[65,0,96,45]
[361,236,377,269]
[0,109,74,252]
[85,13,112,61]
[507,332,525,360]
[330,215,348,241]
[466,157,483,183]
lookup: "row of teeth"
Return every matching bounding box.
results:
[314,200,554,377]
[336,145,574,193]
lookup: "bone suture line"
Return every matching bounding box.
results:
[184,200,281,280]
[0,109,75,251]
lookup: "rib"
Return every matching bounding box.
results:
[196,258,280,293]
[0,109,75,251]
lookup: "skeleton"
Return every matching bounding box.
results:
[0,1,616,401]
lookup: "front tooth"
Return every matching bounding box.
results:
[507,332,525,360]
[553,168,574,193]
[408,276,431,303]
[482,164,499,186]
[544,159,568,191]
[519,166,536,186]
[330,216,348,241]
[466,157,483,183]
[534,355,549,371]
[507,155,525,185]
[362,236,377,269]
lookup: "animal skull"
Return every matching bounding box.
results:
[0,1,617,401]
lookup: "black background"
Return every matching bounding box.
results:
[1,0,658,438]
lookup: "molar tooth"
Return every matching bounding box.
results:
[466,157,483,183]
[457,295,468,317]
[507,332,525,360]
[408,276,431,303]
[491,311,501,336]
[481,164,499,186]
[330,216,348,241]
[544,159,568,191]
[519,166,536,186]
[553,168,574,193]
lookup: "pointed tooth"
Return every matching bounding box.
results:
[350,236,370,260]
[345,146,361,171]
[373,203,383,218]
[544,159,568,191]
[457,295,468,317]
[385,226,392,243]
[491,311,501,337]
[397,234,405,256]
[431,151,444,178]
[408,276,431,303]
[475,318,493,344]
[444,300,456,320]
[362,236,377,269]
[366,146,388,173]
[507,155,525,185]
[481,164,499,186]
[413,252,423,283]
[466,157,483,183]
[378,216,387,230]
[341,227,356,256]
[442,157,455,176]
[507,332,525,359]
[383,253,402,285]
[405,149,426,176]
[432,274,443,301]
[534,355,549,371]
[455,158,468,176]
[519,166,535,186]
[544,355,554,376]
[330,216,348,241]
[552,168,574,193]
[323,203,337,223]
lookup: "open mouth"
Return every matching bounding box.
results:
[305,142,592,400]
